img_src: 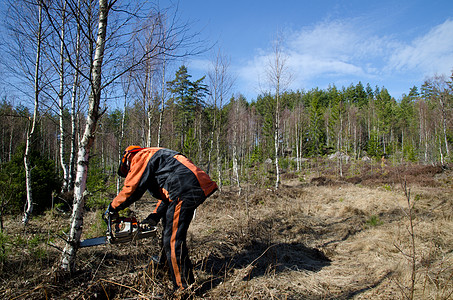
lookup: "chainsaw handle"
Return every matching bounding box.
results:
[106,214,113,240]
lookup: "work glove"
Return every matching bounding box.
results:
[103,203,119,222]
[141,213,158,226]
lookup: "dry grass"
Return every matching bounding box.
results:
[0,162,452,299]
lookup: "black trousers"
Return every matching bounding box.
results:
[156,198,198,290]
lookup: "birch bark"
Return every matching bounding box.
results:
[58,0,69,192]
[68,1,81,191]
[61,0,110,271]
[23,0,43,225]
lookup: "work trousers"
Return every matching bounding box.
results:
[156,198,198,290]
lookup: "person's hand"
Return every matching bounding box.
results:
[141,213,158,226]
[103,203,119,222]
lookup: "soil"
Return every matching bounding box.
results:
[1,161,452,299]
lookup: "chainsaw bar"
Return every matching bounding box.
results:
[80,236,107,247]
[80,217,157,248]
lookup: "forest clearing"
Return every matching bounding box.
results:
[0,0,452,299]
[1,161,451,299]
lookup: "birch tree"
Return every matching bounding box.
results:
[57,0,70,192]
[68,0,82,191]
[60,0,111,271]
[157,54,167,147]
[427,75,451,160]
[208,50,233,187]
[130,17,163,147]
[116,72,131,194]
[4,0,49,224]
[228,96,244,195]
[58,0,201,271]
[23,0,45,224]
[266,34,291,189]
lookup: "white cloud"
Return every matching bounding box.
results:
[388,19,453,75]
[287,52,364,79]
[236,18,453,98]
[288,20,376,60]
[237,19,387,93]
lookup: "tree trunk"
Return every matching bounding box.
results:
[274,106,280,189]
[68,0,82,191]
[216,118,223,191]
[274,75,281,189]
[295,121,300,172]
[267,35,287,190]
[157,57,166,147]
[197,111,202,164]
[59,0,69,192]
[439,134,444,165]
[439,94,450,158]
[146,65,154,148]
[61,0,109,272]
[23,0,43,225]
[338,106,343,177]
[8,122,14,162]
[117,90,128,194]
[232,101,241,195]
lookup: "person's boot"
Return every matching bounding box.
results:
[147,255,169,279]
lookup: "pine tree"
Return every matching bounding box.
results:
[167,65,209,159]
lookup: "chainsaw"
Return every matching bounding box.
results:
[79,215,157,248]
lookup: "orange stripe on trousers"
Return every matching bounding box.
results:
[171,200,183,289]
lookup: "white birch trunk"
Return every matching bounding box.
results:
[216,120,222,191]
[439,94,450,158]
[117,93,127,194]
[439,134,444,165]
[9,123,14,162]
[339,108,343,177]
[295,121,300,172]
[267,37,286,190]
[23,126,35,224]
[233,144,240,192]
[233,101,241,195]
[209,51,233,190]
[273,65,281,190]
[23,0,43,225]
[59,1,69,191]
[157,56,166,147]
[299,130,303,171]
[146,66,153,147]
[274,103,280,189]
[61,0,109,271]
[216,93,223,191]
[68,0,81,191]
[197,112,202,164]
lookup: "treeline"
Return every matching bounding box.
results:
[1,69,452,213]
[0,0,451,223]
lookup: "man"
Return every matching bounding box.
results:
[106,146,218,292]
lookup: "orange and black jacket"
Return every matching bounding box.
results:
[111,148,217,211]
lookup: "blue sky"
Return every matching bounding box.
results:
[161,0,453,101]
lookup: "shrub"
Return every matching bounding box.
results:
[85,158,116,210]
[28,235,47,260]
[0,145,61,214]
[366,215,383,227]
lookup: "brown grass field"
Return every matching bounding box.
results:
[1,161,452,299]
